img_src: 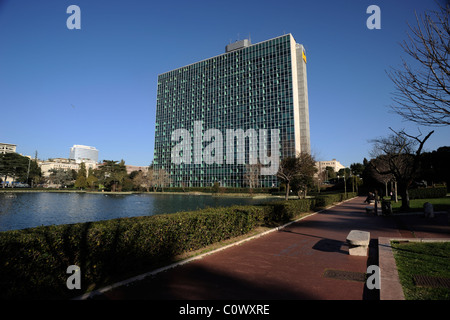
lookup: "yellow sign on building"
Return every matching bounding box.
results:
[302,50,307,63]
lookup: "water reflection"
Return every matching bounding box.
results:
[0,192,272,232]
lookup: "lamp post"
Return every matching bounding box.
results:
[343,171,347,198]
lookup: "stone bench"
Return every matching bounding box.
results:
[346,230,370,256]
[365,206,374,214]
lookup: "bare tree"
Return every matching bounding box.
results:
[366,157,394,198]
[132,168,155,192]
[154,169,171,192]
[369,128,434,211]
[387,3,449,126]
[244,163,261,191]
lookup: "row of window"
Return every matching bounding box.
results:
[154,35,298,187]
[159,35,292,78]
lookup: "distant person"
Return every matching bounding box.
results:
[364,192,375,204]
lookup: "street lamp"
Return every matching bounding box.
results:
[343,172,347,198]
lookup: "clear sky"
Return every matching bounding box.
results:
[1,0,448,167]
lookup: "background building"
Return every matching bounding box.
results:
[316,159,346,173]
[39,158,79,177]
[125,165,149,175]
[0,142,17,154]
[39,157,99,178]
[153,34,310,187]
[69,145,99,163]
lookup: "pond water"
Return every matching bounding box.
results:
[0,192,273,232]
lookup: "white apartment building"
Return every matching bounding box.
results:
[39,158,79,177]
[39,158,98,177]
[0,142,17,154]
[315,159,346,173]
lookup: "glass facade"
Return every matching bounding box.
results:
[153,34,310,188]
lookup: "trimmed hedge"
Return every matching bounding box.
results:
[408,187,447,199]
[0,192,355,299]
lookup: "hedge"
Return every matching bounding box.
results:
[0,192,355,299]
[408,187,447,199]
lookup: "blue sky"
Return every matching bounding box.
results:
[0,0,448,167]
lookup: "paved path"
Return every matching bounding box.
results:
[92,196,449,300]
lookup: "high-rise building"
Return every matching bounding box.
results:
[153,34,310,187]
[69,145,99,163]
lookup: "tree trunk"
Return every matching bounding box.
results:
[385,182,388,199]
[394,181,398,202]
[285,182,290,200]
[399,183,410,211]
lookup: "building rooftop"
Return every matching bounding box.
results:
[158,33,295,76]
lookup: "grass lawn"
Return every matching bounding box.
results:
[391,241,450,300]
[389,197,450,213]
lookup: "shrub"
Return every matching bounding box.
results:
[0,205,266,299]
[264,199,315,223]
[408,187,447,199]
[314,192,356,208]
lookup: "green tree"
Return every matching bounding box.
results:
[98,160,128,192]
[0,153,31,187]
[350,163,365,176]
[418,146,450,188]
[86,168,99,191]
[48,168,73,188]
[291,153,318,199]
[349,163,364,193]
[277,152,317,200]
[27,157,42,187]
[74,162,88,190]
[325,166,336,180]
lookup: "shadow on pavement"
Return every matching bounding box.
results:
[92,263,316,300]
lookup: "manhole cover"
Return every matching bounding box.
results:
[414,275,450,288]
[323,269,366,282]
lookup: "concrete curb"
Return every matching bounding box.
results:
[378,237,450,300]
[378,237,406,300]
[74,198,356,300]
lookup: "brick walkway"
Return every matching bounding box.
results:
[89,196,449,300]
